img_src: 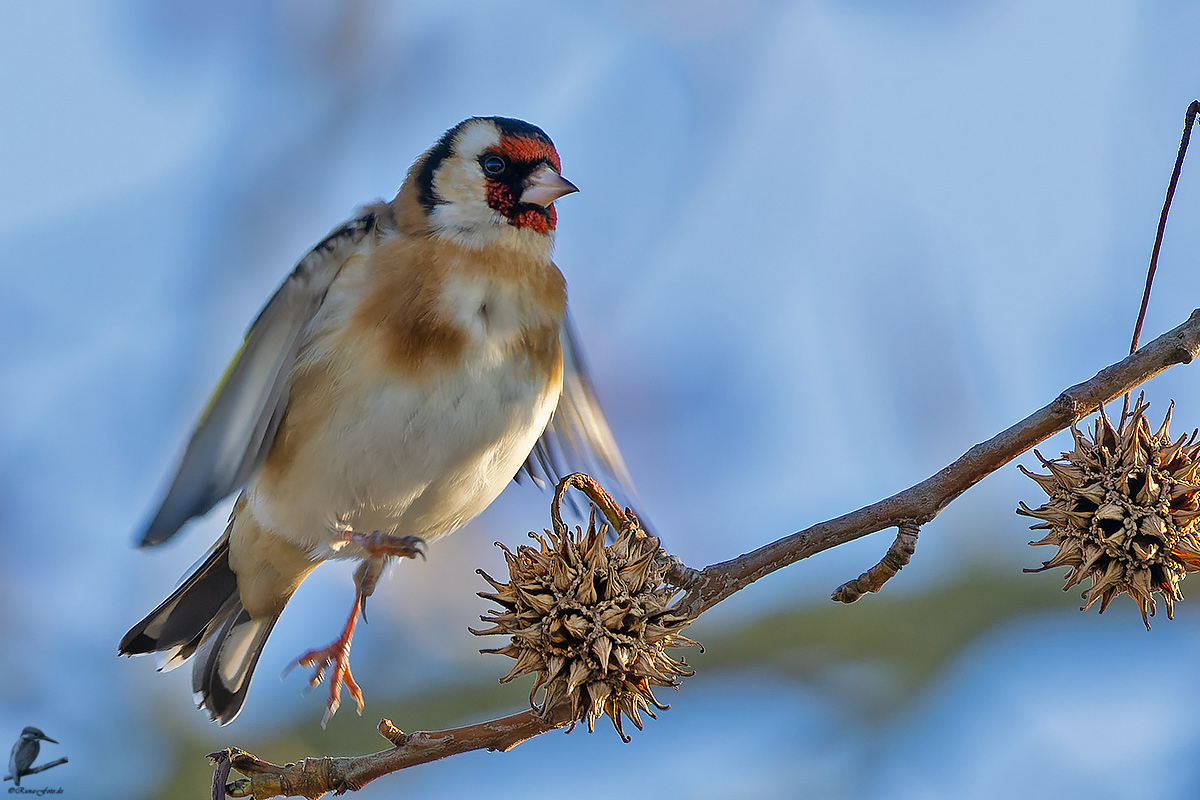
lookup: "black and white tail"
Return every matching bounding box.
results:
[118,535,281,724]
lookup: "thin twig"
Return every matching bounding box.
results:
[831,521,920,603]
[216,307,1200,799]
[1123,100,1199,419]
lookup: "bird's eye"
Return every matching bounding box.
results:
[482,154,507,176]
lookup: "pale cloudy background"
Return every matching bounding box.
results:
[2,2,1199,798]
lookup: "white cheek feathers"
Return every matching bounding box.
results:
[421,117,562,257]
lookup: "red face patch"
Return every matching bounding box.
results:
[498,135,561,172]
[482,134,562,233]
[486,182,555,233]
[485,181,516,218]
[511,205,555,234]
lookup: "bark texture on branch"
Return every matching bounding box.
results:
[212,705,576,798]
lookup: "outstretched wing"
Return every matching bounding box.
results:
[519,315,641,517]
[139,211,386,546]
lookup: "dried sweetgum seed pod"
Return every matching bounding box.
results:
[473,476,698,740]
[1019,396,1200,628]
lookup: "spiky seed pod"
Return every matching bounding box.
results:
[472,476,698,741]
[1018,396,1200,628]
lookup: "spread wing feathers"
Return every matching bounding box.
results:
[139,210,387,546]
[519,316,641,519]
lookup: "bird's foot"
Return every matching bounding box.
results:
[344,531,428,562]
[285,598,364,727]
[285,534,427,724]
[345,533,428,619]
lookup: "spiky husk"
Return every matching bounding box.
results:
[1018,396,1200,627]
[473,505,696,741]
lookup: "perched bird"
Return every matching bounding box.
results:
[119,117,635,725]
[8,727,56,787]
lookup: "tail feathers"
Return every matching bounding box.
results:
[192,603,281,725]
[119,537,238,659]
[119,532,286,725]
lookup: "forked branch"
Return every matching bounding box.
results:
[675,308,1200,618]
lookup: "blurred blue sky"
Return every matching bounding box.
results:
[2,1,1199,798]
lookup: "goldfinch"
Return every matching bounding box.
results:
[119,117,634,726]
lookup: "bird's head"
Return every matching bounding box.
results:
[406,116,578,253]
[18,727,56,744]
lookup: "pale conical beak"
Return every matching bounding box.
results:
[520,165,579,207]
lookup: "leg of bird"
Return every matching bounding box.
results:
[286,532,426,726]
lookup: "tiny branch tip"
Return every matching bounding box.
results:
[379,718,406,745]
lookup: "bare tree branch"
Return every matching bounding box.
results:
[212,307,1200,798]
[674,308,1200,618]
[211,705,576,798]
[3,757,69,782]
